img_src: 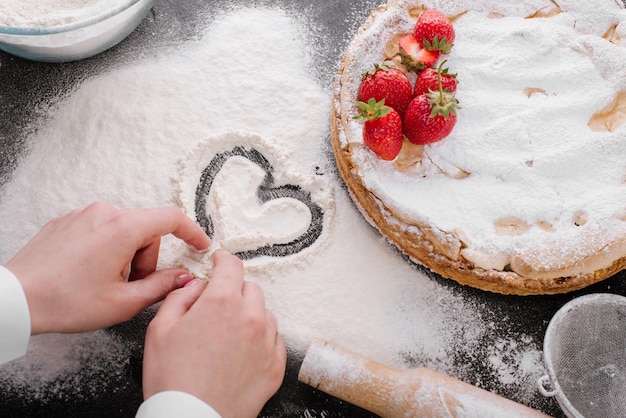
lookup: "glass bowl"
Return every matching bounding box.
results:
[0,0,156,62]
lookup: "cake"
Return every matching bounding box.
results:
[332,0,626,295]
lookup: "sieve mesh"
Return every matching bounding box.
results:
[541,294,626,418]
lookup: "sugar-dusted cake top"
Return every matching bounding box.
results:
[337,0,626,278]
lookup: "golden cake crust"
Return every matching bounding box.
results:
[332,0,626,295]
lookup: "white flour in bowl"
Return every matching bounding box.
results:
[0,0,131,28]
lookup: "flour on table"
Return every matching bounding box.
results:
[0,3,548,412]
[172,131,335,277]
[0,331,130,401]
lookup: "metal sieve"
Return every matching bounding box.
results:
[538,293,626,418]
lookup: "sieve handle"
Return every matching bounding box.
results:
[537,374,557,397]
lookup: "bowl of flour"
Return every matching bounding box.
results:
[0,0,156,62]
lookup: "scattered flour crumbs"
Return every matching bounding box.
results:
[0,4,546,412]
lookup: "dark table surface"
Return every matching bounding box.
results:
[1,1,625,417]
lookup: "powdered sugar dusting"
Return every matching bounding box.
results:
[339,0,626,275]
[300,342,369,390]
[0,3,554,414]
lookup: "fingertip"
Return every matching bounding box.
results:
[180,278,208,302]
[184,278,207,288]
[129,268,198,309]
[212,250,243,267]
[193,235,212,252]
[134,206,211,252]
[209,251,245,292]
[178,209,211,250]
[175,273,194,288]
[211,249,229,260]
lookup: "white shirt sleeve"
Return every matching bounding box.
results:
[136,391,222,418]
[0,266,31,365]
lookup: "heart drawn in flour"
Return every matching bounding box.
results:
[194,146,324,260]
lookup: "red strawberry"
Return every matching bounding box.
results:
[414,9,455,54]
[397,34,440,73]
[413,60,457,98]
[403,67,460,144]
[354,98,404,160]
[357,61,413,116]
[404,94,457,144]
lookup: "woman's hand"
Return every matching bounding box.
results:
[142,251,287,418]
[5,201,211,335]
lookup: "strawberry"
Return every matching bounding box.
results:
[397,34,440,73]
[354,98,404,160]
[404,94,457,144]
[413,60,457,98]
[357,61,413,116]
[403,66,460,144]
[414,9,455,54]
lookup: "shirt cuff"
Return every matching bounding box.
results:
[0,265,31,365]
[136,391,221,418]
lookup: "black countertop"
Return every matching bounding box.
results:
[1,1,625,417]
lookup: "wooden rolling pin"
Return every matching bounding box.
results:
[298,339,551,417]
